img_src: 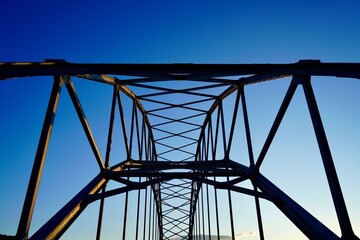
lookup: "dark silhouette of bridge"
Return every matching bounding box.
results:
[0,60,359,240]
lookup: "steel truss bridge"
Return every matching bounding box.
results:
[0,60,359,240]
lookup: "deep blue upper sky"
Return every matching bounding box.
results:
[2,0,360,63]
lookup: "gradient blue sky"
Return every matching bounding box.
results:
[1,0,359,239]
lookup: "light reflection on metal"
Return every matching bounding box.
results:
[0,60,359,240]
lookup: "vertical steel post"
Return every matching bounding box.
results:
[197,200,201,240]
[240,85,265,240]
[122,179,129,240]
[143,186,148,240]
[227,177,235,240]
[193,206,196,240]
[205,184,211,239]
[211,112,221,240]
[96,189,106,240]
[96,86,117,240]
[152,199,156,240]
[148,188,153,240]
[301,76,356,239]
[135,185,142,240]
[201,188,205,240]
[17,76,63,240]
[219,103,227,156]
[117,91,131,158]
[253,187,265,240]
[225,88,241,159]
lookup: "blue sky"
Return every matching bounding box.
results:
[2,0,360,63]
[0,0,359,239]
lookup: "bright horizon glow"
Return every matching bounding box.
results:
[1,1,360,239]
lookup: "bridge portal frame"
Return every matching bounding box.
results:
[0,60,359,240]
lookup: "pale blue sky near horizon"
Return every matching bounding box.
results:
[0,0,359,239]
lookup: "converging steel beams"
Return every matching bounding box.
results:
[252,75,358,239]
[1,61,359,240]
[85,158,352,240]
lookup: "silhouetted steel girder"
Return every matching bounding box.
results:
[2,61,359,240]
[1,60,360,81]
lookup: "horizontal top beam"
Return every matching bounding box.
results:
[1,60,360,81]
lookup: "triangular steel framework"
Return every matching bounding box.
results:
[0,60,359,240]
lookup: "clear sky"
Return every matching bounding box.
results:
[0,0,359,239]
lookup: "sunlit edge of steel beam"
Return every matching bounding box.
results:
[239,73,290,85]
[16,76,63,240]
[29,174,107,240]
[115,159,240,172]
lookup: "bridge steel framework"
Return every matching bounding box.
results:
[0,60,359,240]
